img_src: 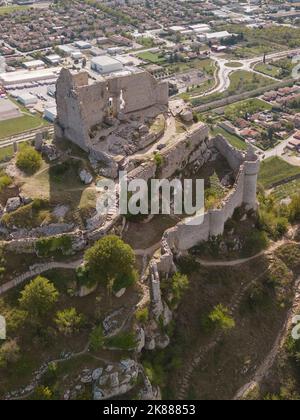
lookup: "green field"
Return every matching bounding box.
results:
[0,114,47,139]
[224,62,243,68]
[0,5,29,15]
[0,145,14,162]
[211,127,248,151]
[137,51,166,64]
[254,63,281,78]
[259,157,300,189]
[228,71,273,93]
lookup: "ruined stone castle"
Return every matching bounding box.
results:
[55,68,169,170]
[53,67,260,272]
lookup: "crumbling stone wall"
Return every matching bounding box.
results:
[108,71,169,115]
[156,136,260,273]
[55,68,169,153]
[127,123,210,182]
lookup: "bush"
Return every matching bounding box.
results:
[135,307,149,324]
[154,152,164,168]
[168,272,189,308]
[55,308,84,336]
[0,172,12,192]
[19,276,59,321]
[208,304,235,331]
[89,326,104,351]
[105,332,137,350]
[112,270,138,294]
[242,230,269,257]
[2,199,51,229]
[33,386,53,400]
[16,145,42,174]
[36,235,73,257]
[0,339,20,368]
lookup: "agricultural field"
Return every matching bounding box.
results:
[258,157,300,189]
[0,115,48,140]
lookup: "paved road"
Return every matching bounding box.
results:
[194,48,300,99]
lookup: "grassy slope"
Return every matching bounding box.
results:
[259,157,300,189]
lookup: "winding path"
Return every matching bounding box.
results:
[196,239,289,268]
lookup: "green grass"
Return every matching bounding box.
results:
[259,157,300,189]
[137,51,166,64]
[211,127,248,151]
[254,63,281,78]
[0,5,29,15]
[0,145,14,162]
[225,62,243,68]
[0,115,47,139]
[228,71,273,93]
[165,58,215,76]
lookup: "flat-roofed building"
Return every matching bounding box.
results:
[45,55,62,65]
[91,56,123,74]
[17,93,38,107]
[0,68,60,86]
[23,60,45,70]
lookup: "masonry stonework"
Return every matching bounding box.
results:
[55,68,169,156]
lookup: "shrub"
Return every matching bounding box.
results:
[112,270,138,294]
[105,332,137,350]
[19,276,59,321]
[2,199,51,229]
[89,326,104,351]
[0,172,12,192]
[54,308,84,336]
[36,235,73,257]
[154,152,164,168]
[0,339,20,368]
[33,386,53,400]
[135,307,149,324]
[208,304,235,331]
[242,230,269,257]
[16,145,42,174]
[168,272,189,308]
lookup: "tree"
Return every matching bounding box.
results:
[19,276,59,321]
[16,145,42,175]
[55,308,84,336]
[0,339,20,368]
[84,235,136,290]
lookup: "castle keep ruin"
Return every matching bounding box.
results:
[55,68,169,164]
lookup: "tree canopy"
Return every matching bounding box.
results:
[84,235,136,289]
